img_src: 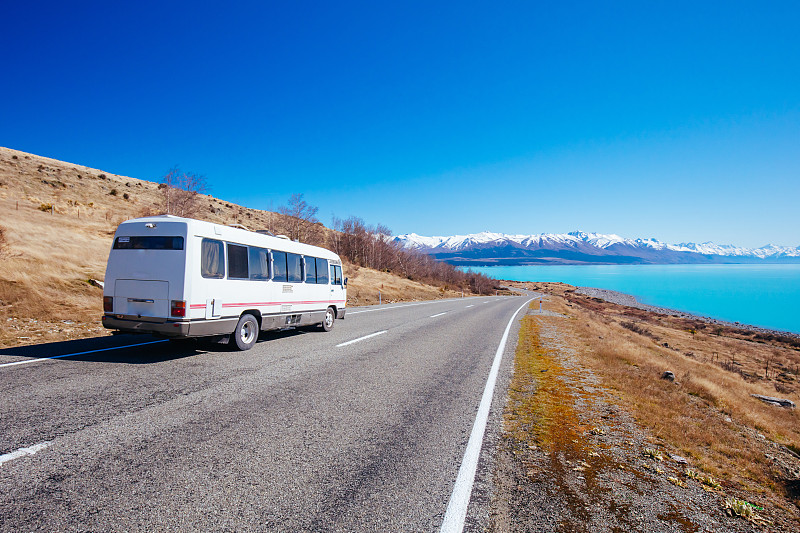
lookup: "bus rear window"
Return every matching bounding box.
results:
[113,236,184,250]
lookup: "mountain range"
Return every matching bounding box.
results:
[394,231,800,266]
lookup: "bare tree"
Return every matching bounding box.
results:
[278,193,322,243]
[158,167,208,217]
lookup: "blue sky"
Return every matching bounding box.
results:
[2,1,798,248]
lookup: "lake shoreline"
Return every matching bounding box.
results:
[575,286,800,339]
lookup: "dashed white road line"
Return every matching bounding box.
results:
[0,441,52,466]
[0,340,169,370]
[465,305,474,308]
[429,312,447,318]
[335,330,387,348]
[440,298,532,533]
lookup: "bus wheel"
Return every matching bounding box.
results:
[231,314,259,350]
[321,307,335,332]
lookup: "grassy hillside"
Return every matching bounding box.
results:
[0,146,477,348]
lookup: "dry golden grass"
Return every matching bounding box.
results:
[0,146,478,347]
[344,262,470,305]
[514,281,800,523]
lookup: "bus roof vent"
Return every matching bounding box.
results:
[275,234,291,240]
[227,223,250,231]
[255,230,276,236]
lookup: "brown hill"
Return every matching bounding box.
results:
[0,146,475,348]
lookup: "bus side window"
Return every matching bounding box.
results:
[304,257,317,283]
[287,253,302,283]
[272,251,288,282]
[330,265,342,285]
[249,247,271,280]
[227,243,249,279]
[201,239,225,279]
[316,258,329,284]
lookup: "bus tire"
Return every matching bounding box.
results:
[231,314,259,350]
[321,307,335,332]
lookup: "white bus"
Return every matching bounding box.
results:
[101,215,347,350]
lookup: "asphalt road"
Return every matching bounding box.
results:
[0,295,533,532]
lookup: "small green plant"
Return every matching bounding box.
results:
[725,498,754,519]
[724,498,769,525]
[122,192,130,200]
[644,448,664,461]
[685,469,701,480]
[701,475,721,490]
[668,476,686,487]
[38,203,53,212]
[109,188,118,196]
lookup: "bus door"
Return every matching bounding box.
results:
[201,238,225,319]
[329,264,345,305]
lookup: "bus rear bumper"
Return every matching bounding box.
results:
[102,315,191,337]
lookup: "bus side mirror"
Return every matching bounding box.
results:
[343,277,348,286]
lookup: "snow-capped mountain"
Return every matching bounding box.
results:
[394,231,800,265]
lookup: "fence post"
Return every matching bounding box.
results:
[379,290,381,305]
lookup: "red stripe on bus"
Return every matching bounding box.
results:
[220,300,346,308]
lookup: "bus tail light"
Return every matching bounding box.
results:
[171,300,186,317]
[103,296,113,312]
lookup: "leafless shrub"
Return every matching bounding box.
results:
[621,320,655,338]
[762,350,781,379]
[159,167,208,217]
[277,193,323,244]
[137,205,160,218]
[0,226,7,255]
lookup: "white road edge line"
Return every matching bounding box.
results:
[0,441,52,466]
[335,330,387,348]
[440,298,532,533]
[429,312,447,318]
[0,340,169,369]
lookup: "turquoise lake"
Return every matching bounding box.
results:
[467,264,800,334]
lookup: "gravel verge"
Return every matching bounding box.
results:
[490,310,762,533]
